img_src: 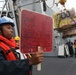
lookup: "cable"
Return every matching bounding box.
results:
[42,0,46,11]
[66,10,76,24]
[65,3,76,24]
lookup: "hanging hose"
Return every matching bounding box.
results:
[42,0,46,11]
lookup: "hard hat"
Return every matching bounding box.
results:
[59,0,66,5]
[0,16,14,27]
[14,36,20,41]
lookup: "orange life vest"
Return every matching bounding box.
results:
[0,35,18,61]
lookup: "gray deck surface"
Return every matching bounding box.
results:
[33,56,76,75]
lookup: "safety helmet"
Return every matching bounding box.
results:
[0,16,14,27]
[14,36,20,41]
[59,0,66,5]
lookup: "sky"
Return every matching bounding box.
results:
[0,0,5,10]
[65,0,76,11]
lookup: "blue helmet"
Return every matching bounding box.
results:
[0,16,15,27]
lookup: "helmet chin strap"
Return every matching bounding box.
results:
[0,26,5,37]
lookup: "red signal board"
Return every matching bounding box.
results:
[20,9,53,53]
